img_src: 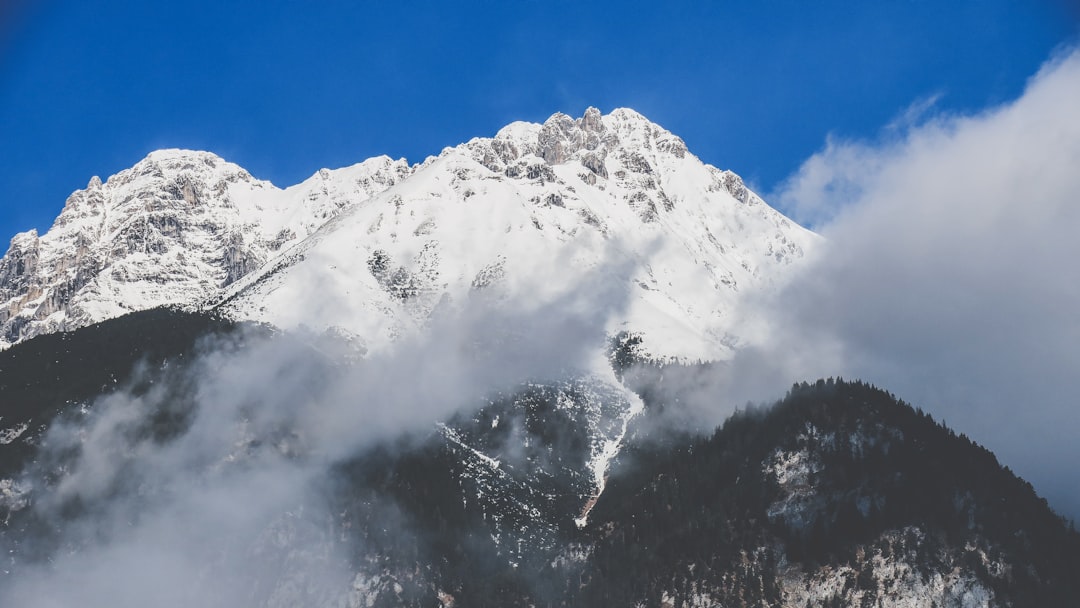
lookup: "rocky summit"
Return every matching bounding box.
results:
[1,108,815,359]
[0,149,409,348]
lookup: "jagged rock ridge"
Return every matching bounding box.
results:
[0,150,408,348]
[1,108,816,360]
[219,107,817,360]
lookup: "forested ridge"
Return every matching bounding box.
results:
[2,312,1078,606]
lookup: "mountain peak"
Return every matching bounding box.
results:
[0,146,408,347]
[581,105,604,130]
[1,108,813,355]
[475,107,687,178]
[221,107,815,360]
[141,147,225,165]
[606,106,648,122]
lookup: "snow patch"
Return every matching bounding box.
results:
[0,421,29,445]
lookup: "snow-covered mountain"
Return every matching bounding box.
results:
[220,107,814,360]
[0,108,815,359]
[2,110,1079,605]
[0,150,409,348]
[0,109,824,603]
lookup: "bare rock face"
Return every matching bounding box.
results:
[538,112,577,164]
[0,150,409,348]
[580,105,604,135]
[580,152,608,179]
[536,107,622,169]
[0,232,41,301]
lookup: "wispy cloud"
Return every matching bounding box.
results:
[755,46,1080,518]
[0,247,635,606]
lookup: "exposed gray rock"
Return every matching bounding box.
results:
[721,170,750,203]
[580,152,608,178]
[538,112,577,164]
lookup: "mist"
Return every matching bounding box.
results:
[628,46,1080,521]
[749,45,1080,519]
[0,251,634,606]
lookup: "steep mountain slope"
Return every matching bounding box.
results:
[577,378,1080,607]
[220,108,816,360]
[0,151,408,348]
[325,376,1080,607]
[294,377,1080,607]
[0,309,247,480]
[2,315,1076,606]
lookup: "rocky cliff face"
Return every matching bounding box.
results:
[0,151,408,348]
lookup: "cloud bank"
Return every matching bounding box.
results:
[757,46,1080,518]
[0,254,632,607]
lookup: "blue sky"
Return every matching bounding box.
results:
[0,0,1077,241]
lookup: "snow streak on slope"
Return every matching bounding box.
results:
[0,151,408,348]
[221,108,817,361]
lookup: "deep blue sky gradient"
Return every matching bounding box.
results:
[1,0,1077,241]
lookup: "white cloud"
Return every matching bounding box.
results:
[0,250,634,606]
[760,46,1080,518]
